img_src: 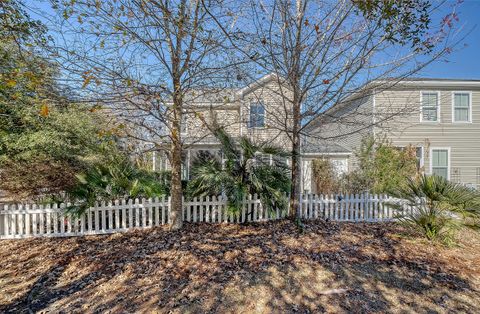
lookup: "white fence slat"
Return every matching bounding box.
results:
[18,204,25,235]
[68,203,74,234]
[162,197,167,225]
[115,200,120,229]
[134,198,139,227]
[192,197,197,223]
[52,204,58,234]
[212,196,218,223]
[337,195,341,220]
[10,204,17,236]
[153,197,160,226]
[58,203,65,234]
[87,207,92,232]
[1,205,7,236]
[37,204,43,235]
[140,198,146,227]
[24,204,31,236]
[199,196,204,223]
[45,204,51,234]
[205,196,210,223]
[109,201,115,229]
[99,201,105,231]
[127,199,133,227]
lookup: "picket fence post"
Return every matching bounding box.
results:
[1,204,7,237]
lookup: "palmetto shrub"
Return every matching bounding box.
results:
[186,127,291,215]
[66,155,170,215]
[391,174,480,242]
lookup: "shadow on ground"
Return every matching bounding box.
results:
[1,220,479,313]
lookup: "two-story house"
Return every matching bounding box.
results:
[152,73,347,192]
[309,78,480,190]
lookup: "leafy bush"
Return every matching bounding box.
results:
[0,11,130,200]
[342,135,418,193]
[392,174,480,242]
[311,159,340,194]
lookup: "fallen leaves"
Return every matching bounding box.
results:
[0,221,479,313]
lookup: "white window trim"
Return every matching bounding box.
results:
[430,147,451,180]
[451,91,473,123]
[420,91,441,123]
[248,101,266,129]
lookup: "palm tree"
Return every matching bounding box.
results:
[187,127,291,216]
[391,174,480,241]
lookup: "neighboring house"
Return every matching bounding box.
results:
[310,78,480,190]
[152,73,349,193]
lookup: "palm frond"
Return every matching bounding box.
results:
[187,126,291,215]
[391,174,480,242]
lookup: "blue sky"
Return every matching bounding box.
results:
[416,0,480,79]
[26,0,480,80]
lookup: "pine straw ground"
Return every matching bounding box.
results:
[1,221,479,314]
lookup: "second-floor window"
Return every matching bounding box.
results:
[453,92,471,123]
[421,92,439,122]
[249,103,265,128]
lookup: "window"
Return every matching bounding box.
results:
[421,92,439,122]
[249,103,265,128]
[453,92,471,122]
[431,148,449,179]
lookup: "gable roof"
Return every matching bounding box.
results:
[237,73,290,98]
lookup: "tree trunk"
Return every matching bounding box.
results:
[289,132,302,220]
[289,100,302,220]
[169,134,183,230]
[169,80,183,230]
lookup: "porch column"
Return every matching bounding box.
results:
[302,159,312,193]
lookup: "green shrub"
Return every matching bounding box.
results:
[187,127,291,215]
[342,135,418,193]
[392,174,480,242]
[66,155,170,215]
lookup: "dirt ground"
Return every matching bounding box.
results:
[1,220,479,314]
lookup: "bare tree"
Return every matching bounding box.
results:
[205,0,463,221]
[49,0,233,230]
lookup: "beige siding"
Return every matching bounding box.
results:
[310,95,374,169]
[184,107,240,140]
[375,88,480,187]
[240,80,293,150]
[183,80,293,151]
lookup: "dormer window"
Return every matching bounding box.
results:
[421,91,439,122]
[249,102,265,128]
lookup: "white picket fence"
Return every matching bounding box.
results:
[0,193,409,239]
